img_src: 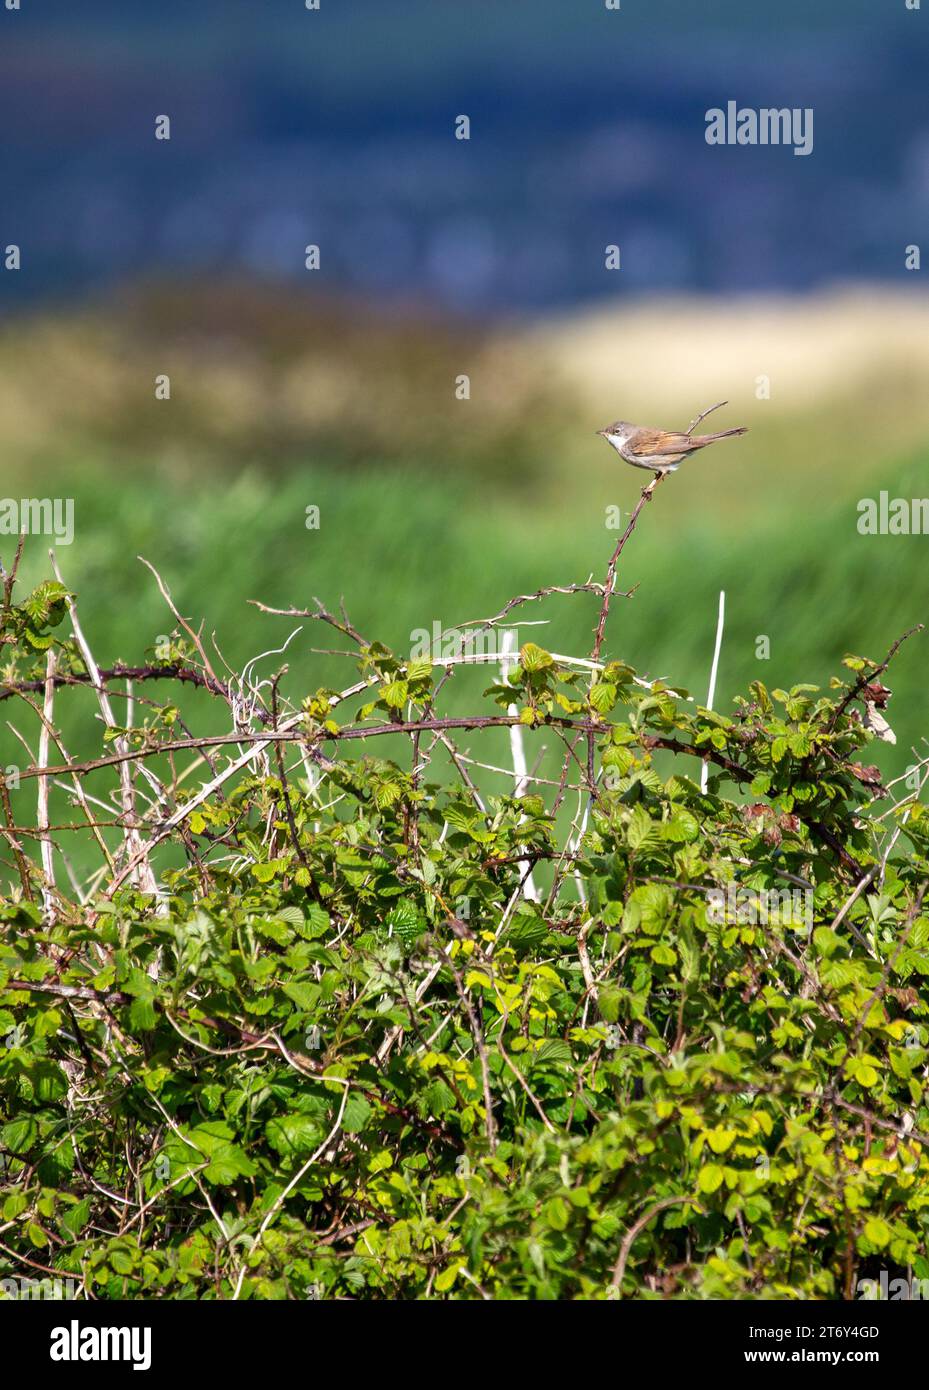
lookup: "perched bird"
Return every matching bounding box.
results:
[597,408,747,477]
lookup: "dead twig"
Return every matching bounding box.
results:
[610,1195,702,1294]
[686,400,728,435]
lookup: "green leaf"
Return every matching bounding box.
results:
[435,1262,462,1292]
[382,679,409,709]
[265,1113,324,1159]
[706,1129,737,1154]
[342,1093,373,1134]
[531,1039,574,1067]
[589,682,617,714]
[664,809,700,842]
[128,995,158,1032]
[863,1218,891,1249]
[282,981,318,1011]
[1,1117,38,1153]
[30,1061,68,1103]
[627,806,659,852]
[519,643,553,672]
[597,986,621,1023]
[27,1221,48,1249]
[203,1142,257,1186]
[59,1196,92,1237]
[421,1080,456,1117]
[251,858,288,883]
[2,1191,29,1219]
[545,1197,570,1231]
[698,1164,724,1194]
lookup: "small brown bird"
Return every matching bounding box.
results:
[597,407,747,476]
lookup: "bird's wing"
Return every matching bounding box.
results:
[629,429,697,456]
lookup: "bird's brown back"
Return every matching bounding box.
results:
[627,428,700,456]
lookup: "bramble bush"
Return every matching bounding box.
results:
[0,508,927,1300]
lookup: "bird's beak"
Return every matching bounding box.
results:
[595,428,607,436]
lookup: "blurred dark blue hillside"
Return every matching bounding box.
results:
[2,0,927,313]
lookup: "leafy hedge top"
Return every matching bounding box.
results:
[0,535,927,1300]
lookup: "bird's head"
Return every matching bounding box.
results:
[596,421,632,447]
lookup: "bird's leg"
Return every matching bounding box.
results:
[642,472,662,501]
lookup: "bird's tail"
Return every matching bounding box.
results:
[699,425,748,442]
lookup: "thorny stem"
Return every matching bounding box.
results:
[591,473,666,666]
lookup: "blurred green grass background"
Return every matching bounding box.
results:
[1,281,927,870]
